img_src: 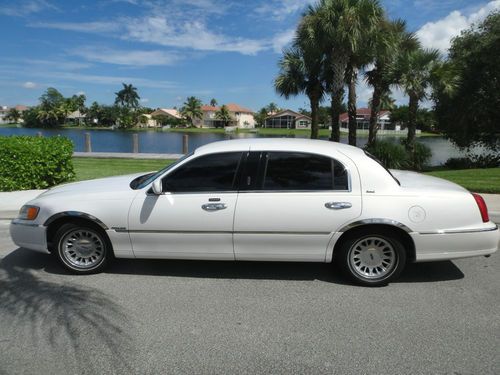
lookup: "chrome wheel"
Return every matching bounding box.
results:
[348,236,397,279]
[60,229,105,269]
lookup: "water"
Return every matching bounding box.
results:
[0,126,468,166]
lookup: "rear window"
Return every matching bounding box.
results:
[364,151,400,185]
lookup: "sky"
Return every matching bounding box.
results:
[0,0,499,111]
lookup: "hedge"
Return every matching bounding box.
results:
[0,136,75,191]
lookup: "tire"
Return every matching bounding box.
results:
[337,229,407,286]
[53,223,111,274]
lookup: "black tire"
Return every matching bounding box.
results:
[336,229,407,286]
[53,222,111,274]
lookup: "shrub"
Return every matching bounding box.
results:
[444,157,472,169]
[0,136,75,191]
[406,142,432,171]
[365,140,408,169]
[445,153,500,169]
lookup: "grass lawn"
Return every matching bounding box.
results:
[425,168,500,194]
[73,157,174,182]
[72,157,500,194]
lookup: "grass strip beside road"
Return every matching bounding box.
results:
[425,168,500,194]
[73,157,174,181]
[73,157,500,193]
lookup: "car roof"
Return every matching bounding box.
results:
[194,138,365,158]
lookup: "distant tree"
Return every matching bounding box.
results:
[265,102,279,114]
[434,11,500,150]
[215,105,233,127]
[390,105,436,132]
[209,98,218,107]
[5,108,21,123]
[68,94,86,113]
[254,107,269,127]
[114,83,140,109]
[180,96,203,127]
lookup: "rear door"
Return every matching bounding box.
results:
[233,151,361,261]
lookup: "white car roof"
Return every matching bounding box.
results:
[194,138,365,158]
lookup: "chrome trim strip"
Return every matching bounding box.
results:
[419,225,498,235]
[121,229,331,235]
[44,211,108,230]
[339,219,413,233]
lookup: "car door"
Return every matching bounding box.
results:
[128,152,243,259]
[233,151,361,261]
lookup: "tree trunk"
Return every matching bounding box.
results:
[406,93,418,151]
[329,55,348,142]
[310,94,319,139]
[368,86,382,147]
[347,67,358,146]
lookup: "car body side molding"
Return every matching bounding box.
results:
[339,219,413,233]
[44,211,109,230]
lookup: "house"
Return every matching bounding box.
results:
[149,108,182,127]
[338,108,418,134]
[264,109,312,129]
[66,110,86,125]
[0,104,29,124]
[194,103,255,128]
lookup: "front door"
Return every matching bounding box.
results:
[128,152,243,259]
[233,151,361,261]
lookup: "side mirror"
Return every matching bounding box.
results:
[151,178,163,195]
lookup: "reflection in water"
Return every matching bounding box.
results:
[0,127,471,166]
[0,250,134,374]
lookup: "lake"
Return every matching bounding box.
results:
[0,126,467,166]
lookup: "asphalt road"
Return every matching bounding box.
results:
[0,220,499,375]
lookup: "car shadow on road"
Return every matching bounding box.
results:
[5,247,464,285]
[0,249,135,373]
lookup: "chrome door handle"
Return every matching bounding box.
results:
[325,202,352,210]
[202,203,227,211]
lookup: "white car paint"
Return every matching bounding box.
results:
[10,138,499,265]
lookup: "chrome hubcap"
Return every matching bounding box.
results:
[349,236,396,279]
[61,229,104,269]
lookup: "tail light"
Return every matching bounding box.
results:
[472,193,489,223]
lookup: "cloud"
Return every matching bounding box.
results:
[0,0,57,17]
[255,0,315,20]
[124,16,266,55]
[22,81,37,89]
[140,98,149,103]
[30,21,120,33]
[75,91,86,96]
[69,46,182,66]
[416,1,500,53]
[271,29,296,53]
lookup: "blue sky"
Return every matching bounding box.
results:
[0,0,498,111]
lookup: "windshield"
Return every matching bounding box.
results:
[130,152,193,190]
[364,151,401,186]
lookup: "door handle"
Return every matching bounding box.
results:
[202,203,227,211]
[325,202,352,210]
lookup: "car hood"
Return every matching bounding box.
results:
[390,169,467,193]
[38,172,150,198]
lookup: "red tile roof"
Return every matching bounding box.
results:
[339,108,390,122]
[201,103,253,113]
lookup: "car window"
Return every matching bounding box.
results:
[162,152,242,192]
[261,152,348,191]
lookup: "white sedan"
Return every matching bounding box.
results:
[10,138,498,286]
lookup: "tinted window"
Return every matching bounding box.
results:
[261,152,348,191]
[163,152,242,192]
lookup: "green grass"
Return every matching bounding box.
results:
[0,123,21,128]
[425,168,500,194]
[73,157,174,181]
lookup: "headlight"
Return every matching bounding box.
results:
[18,205,40,220]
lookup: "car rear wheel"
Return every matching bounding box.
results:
[337,230,407,286]
[54,223,110,274]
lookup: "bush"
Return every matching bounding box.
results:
[365,141,408,169]
[445,153,500,169]
[0,136,75,191]
[406,142,432,171]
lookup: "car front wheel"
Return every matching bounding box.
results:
[54,223,111,274]
[337,231,407,286]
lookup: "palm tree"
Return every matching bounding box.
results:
[5,108,21,123]
[209,98,218,107]
[275,20,325,139]
[265,102,279,114]
[215,105,233,127]
[180,96,203,127]
[394,48,440,150]
[365,19,419,146]
[305,0,382,143]
[114,83,140,109]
